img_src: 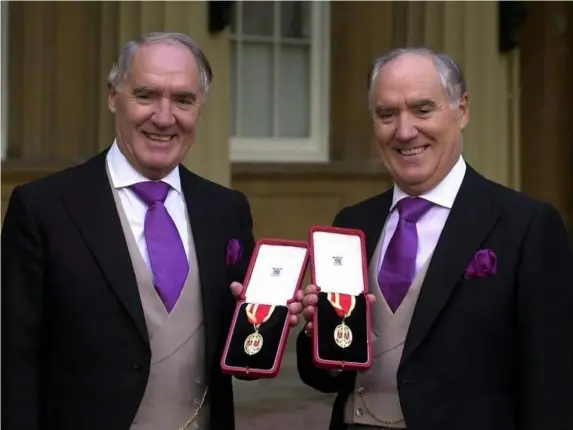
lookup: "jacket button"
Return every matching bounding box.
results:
[132,360,144,370]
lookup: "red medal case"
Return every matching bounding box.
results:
[309,226,372,371]
[221,238,309,378]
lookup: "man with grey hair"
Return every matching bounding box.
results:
[2,32,287,430]
[291,48,573,429]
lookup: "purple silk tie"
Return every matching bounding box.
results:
[130,181,188,312]
[378,197,434,313]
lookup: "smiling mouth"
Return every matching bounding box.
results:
[397,145,429,156]
[143,132,176,142]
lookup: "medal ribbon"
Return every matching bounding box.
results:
[327,293,356,320]
[245,303,275,328]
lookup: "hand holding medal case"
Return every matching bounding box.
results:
[221,238,309,377]
[309,226,372,370]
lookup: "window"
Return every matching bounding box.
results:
[229,1,330,163]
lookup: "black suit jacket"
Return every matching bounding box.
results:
[1,150,256,430]
[297,166,573,430]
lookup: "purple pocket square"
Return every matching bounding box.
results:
[464,249,497,279]
[226,239,242,266]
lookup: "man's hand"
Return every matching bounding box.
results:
[230,282,302,327]
[230,281,244,300]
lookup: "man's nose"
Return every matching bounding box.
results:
[152,98,176,127]
[395,114,419,141]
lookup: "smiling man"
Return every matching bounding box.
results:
[293,48,573,430]
[2,32,257,430]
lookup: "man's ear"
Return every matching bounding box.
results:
[458,92,470,130]
[108,83,118,114]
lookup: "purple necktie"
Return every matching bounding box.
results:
[130,181,188,312]
[378,197,434,313]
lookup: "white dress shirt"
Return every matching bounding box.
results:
[377,155,467,274]
[106,141,190,274]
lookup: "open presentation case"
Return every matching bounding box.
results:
[309,226,372,371]
[221,238,309,378]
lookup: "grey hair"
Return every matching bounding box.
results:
[107,32,213,96]
[367,47,466,110]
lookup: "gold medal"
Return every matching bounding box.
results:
[327,293,356,348]
[244,331,264,355]
[243,303,275,356]
[334,322,353,348]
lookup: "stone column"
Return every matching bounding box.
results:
[519,1,573,232]
[394,1,521,189]
[329,1,395,163]
[1,1,7,161]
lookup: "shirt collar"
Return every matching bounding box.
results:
[390,155,467,211]
[105,140,182,194]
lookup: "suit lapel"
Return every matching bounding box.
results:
[400,166,501,366]
[365,194,393,264]
[338,191,393,265]
[62,151,149,343]
[179,167,223,370]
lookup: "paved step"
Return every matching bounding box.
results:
[233,348,335,429]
